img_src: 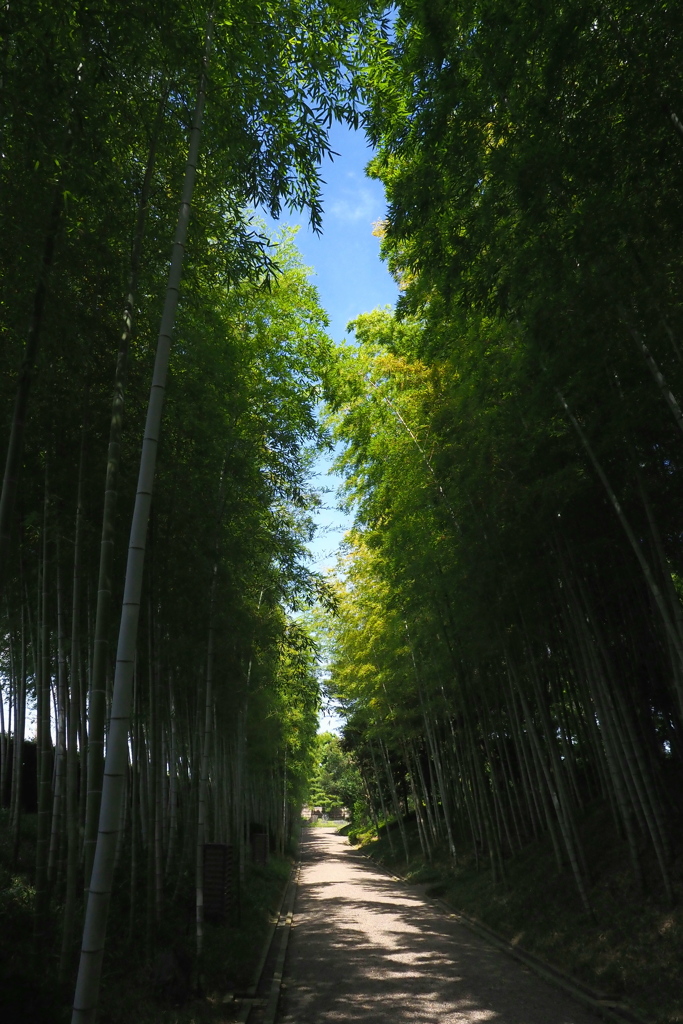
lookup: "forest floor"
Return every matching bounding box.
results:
[347,803,683,1024]
[0,810,292,1024]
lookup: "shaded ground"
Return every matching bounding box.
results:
[355,807,681,1023]
[279,829,600,1024]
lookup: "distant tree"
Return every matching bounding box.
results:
[308,732,362,813]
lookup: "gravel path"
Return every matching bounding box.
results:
[278,828,600,1024]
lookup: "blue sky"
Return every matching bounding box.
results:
[292,121,397,347]
[281,120,398,570]
[271,120,399,731]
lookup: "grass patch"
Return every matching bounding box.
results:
[359,803,683,1024]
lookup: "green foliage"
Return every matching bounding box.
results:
[320,8,683,999]
[0,809,294,1024]
[306,732,362,813]
[0,1,393,1018]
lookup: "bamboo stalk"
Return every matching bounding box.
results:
[71,25,213,1020]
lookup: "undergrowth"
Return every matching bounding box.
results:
[0,810,292,1024]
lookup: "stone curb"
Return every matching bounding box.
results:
[261,860,301,1024]
[232,860,298,1023]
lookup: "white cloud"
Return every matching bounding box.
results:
[328,186,377,224]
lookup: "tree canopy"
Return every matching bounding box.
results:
[322,3,683,942]
[0,2,388,1018]
[4,2,683,1020]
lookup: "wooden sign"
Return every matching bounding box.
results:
[203,843,233,922]
[250,832,268,866]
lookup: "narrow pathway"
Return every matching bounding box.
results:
[278,828,600,1024]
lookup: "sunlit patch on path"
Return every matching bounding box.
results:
[278,829,600,1024]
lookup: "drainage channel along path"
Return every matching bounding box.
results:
[277,828,602,1024]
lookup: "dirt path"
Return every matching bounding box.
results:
[278,828,600,1024]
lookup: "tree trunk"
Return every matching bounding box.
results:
[71,27,212,1021]
[11,601,27,863]
[618,306,683,435]
[48,551,67,886]
[165,678,178,876]
[0,192,61,599]
[516,677,592,916]
[60,425,86,977]
[34,474,52,950]
[368,739,395,855]
[128,664,140,941]
[379,737,410,864]
[0,632,9,808]
[84,93,167,889]
[557,389,683,716]
[403,740,429,860]
[196,566,217,970]
[34,481,53,950]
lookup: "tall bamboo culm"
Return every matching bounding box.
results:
[71,22,213,1022]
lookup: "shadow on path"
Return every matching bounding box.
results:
[278,829,599,1024]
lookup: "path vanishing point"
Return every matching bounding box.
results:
[277,828,601,1024]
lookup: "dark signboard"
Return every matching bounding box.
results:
[203,843,233,922]
[250,831,268,866]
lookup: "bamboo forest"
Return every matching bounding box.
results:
[2,2,683,1023]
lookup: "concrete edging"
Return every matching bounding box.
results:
[232,859,299,1023]
[261,860,301,1024]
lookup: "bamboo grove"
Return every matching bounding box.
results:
[5,0,683,1017]
[326,0,683,916]
[0,2,388,1020]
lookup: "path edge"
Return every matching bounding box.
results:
[233,858,299,1023]
[261,860,301,1024]
[356,848,652,1024]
